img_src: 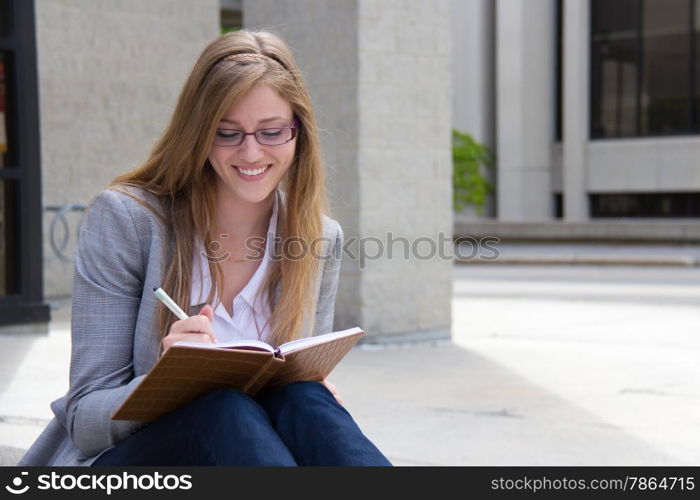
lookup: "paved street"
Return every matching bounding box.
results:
[445,265,700,464]
[1,263,699,465]
[327,265,700,465]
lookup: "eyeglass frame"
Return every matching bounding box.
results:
[211,118,299,147]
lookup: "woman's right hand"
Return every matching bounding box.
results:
[161,304,217,354]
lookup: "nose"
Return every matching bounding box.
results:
[237,134,264,163]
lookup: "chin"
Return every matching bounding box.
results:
[230,186,277,205]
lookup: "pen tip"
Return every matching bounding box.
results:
[153,287,158,292]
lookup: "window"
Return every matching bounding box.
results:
[0,50,14,296]
[555,0,563,141]
[0,0,49,326]
[0,180,18,296]
[220,0,242,34]
[591,0,700,138]
[0,0,9,37]
[1,31,11,298]
[590,192,700,217]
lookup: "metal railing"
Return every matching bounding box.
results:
[44,204,86,263]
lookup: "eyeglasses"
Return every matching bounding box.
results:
[212,120,298,147]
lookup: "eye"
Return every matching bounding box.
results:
[259,128,283,138]
[216,129,243,140]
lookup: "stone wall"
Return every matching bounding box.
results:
[35,0,220,296]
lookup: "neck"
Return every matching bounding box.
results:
[214,189,275,240]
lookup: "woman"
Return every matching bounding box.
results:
[19,30,391,466]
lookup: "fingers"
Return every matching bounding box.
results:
[198,304,214,322]
[323,379,338,394]
[333,391,345,406]
[321,378,344,406]
[162,305,217,354]
[169,314,216,342]
[162,332,215,353]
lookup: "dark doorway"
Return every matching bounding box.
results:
[0,0,50,326]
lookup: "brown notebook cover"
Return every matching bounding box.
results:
[111,327,364,422]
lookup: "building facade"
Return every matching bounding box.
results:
[6,0,695,330]
[1,0,453,342]
[453,0,700,235]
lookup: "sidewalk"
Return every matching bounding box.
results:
[1,257,699,465]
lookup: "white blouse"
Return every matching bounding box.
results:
[190,195,278,344]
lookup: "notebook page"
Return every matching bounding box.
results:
[173,339,275,353]
[278,327,364,355]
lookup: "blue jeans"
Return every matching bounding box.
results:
[92,381,392,466]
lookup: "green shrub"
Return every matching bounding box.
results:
[452,129,494,214]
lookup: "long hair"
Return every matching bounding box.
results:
[110,30,327,348]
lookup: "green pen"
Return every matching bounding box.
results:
[153,287,189,320]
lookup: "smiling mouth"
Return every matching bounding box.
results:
[235,165,271,176]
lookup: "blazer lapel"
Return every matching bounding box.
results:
[188,303,206,316]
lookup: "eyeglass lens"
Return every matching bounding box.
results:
[213,127,295,146]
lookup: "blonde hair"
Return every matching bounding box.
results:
[110,30,327,347]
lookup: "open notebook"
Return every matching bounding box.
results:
[112,327,364,422]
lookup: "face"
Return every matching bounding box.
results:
[208,83,296,206]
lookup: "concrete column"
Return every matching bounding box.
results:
[562,0,589,220]
[452,0,496,218]
[495,0,556,220]
[451,0,494,147]
[245,0,453,342]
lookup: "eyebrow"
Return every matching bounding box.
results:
[219,116,291,126]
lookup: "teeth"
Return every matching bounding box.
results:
[237,165,269,176]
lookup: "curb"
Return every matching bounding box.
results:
[0,445,25,466]
[455,255,700,266]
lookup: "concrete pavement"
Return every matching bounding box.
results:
[1,261,699,466]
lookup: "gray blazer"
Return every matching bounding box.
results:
[19,186,343,466]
